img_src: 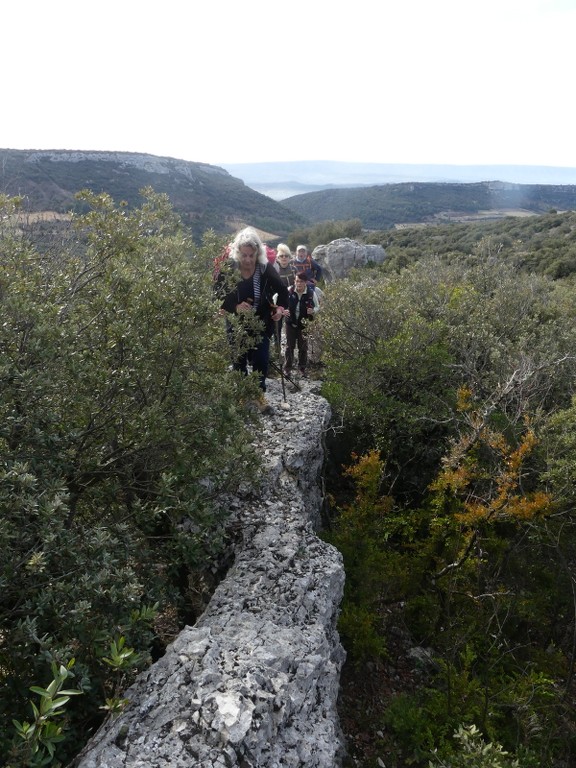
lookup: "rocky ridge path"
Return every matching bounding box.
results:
[71,378,346,768]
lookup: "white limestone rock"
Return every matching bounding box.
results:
[71,379,346,768]
[313,237,386,281]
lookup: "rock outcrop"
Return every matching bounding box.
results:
[25,150,227,179]
[313,238,386,281]
[71,379,346,768]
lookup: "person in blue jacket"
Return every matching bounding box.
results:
[292,244,323,286]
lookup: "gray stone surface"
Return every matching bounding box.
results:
[313,238,386,281]
[71,379,345,768]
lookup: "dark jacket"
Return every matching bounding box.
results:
[217,262,289,337]
[274,262,296,289]
[287,285,316,330]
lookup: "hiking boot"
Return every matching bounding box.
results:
[245,393,273,415]
[299,367,307,378]
[255,394,273,415]
[283,367,291,376]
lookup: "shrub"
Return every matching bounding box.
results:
[0,190,261,761]
[428,724,523,768]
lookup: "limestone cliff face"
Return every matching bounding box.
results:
[71,379,346,768]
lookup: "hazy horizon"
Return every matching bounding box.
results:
[220,161,576,201]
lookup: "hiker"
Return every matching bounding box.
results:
[282,271,321,378]
[264,243,277,265]
[272,242,295,353]
[306,281,325,367]
[216,227,289,406]
[274,243,296,289]
[292,244,323,286]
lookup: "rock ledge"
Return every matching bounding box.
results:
[72,379,346,768]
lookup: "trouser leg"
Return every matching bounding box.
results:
[285,324,297,371]
[250,334,270,391]
[297,327,308,370]
[228,324,249,375]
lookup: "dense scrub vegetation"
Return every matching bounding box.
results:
[5,193,576,767]
[365,210,576,279]
[0,191,264,766]
[285,218,364,251]
[320,254,576,766]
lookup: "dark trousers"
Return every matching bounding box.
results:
[285,323,308,371]
[233,333,270,391]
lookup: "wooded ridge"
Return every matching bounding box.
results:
[282,180,576,230]
[0,148,305,240]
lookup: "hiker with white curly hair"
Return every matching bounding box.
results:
[216,227,289,410]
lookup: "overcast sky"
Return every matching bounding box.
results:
[3,0,575,169]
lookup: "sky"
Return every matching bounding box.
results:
[3,0,576,169]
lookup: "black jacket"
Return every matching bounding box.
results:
[287,285,316,330]
[217,262,289,337]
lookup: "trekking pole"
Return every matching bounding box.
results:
[275,319,287,402]
[269,360,301,392]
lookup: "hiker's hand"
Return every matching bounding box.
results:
[271,308,283,322]
[236,301,253,314]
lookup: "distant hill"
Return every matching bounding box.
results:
[221,161,576,200]
[0,149,305,240]
[280,181,576,230]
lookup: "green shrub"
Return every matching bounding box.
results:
[0,191,261,762]
[428,724,526,768]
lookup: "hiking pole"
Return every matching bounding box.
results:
[275,319,287,402]
[268,360,301,392]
